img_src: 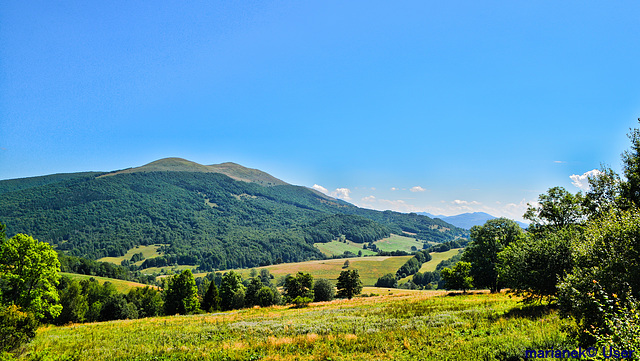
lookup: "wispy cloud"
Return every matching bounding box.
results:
[312,184,352,201]
[410,186,426,192]
[390,187,398,191]
[554,160,566,164]
[570,169,602,191]
[312,184,329,194]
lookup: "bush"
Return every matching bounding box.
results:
[375,273,398,288]
[313,279,335,302]
[0,305,38,353]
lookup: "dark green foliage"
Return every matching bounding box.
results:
[413,271,439,288]
[0,170,467,271]
[127,286,162,318]
[524,186,585,231]
[219,271,244,311]
[336,270,362,299]
[56,278,88,324]
[100,293,137,321]
[441,261,473,293]
[0,304,38,353]
[313,278,335,302]
[201,281,221,312]
[462,218,522,293]
[163,270,199,315]
[283,272,314,302]
[499,228,574,303]
[395,250,431,278]
[256,287,277,307]
[244,277,263,307]
[558,208,640,342]
[375,273,398,288]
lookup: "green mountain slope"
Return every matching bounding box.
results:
[0,159,467,271]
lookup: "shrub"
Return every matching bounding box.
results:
[0,305,38,353]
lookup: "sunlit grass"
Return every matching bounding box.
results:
[20,291,575,361]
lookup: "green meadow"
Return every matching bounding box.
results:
[19,291,574,361]
[314,240,377,257]
[371,234,426,253]
[97,244,165,266]
[59,273,157,293]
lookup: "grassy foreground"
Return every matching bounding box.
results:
[18,291,575,361]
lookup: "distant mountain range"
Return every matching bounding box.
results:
[418,212,528,230]
[0,158,468,271]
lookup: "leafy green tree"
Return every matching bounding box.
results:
[336,270,362,299]
[163,269,199,315]
[0,233,62,319]
[127,286,162,318]
[56,278,88,324]
[201,281,221,312]
[441,261,473,293]
[524,186,585,231]
[244,277,263,307]
[461,218,522,293]
[219,271,245,310]
[621,119,640,207]
[499,228,574,303]
[283,272,314,302]
[313,278,335,302]
[256,287,276,307]
[375,273,398,288]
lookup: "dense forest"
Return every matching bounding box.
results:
[0,161,467,271]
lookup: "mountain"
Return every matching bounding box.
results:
[103,158,289,187]
[417,212,528,230]
[0,158,468,271]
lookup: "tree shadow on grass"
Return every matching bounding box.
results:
[497,303,557,320]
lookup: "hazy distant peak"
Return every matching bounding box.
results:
[102,158,289,186]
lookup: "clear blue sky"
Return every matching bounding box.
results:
[2,2,639,221]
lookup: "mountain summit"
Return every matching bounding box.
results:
[103,157,289,187]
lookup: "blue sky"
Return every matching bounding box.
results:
[2,2,639,221]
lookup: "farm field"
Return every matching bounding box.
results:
[371,233,427,253]
[59,272,156,293]
[314,240,377,257]
[20,291,574,360]
[197,256,413,286]
[97,244,165,266]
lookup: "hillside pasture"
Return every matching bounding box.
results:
[22,291,574,360]
[372,233,427,253]
[59,272,156,293]
[97,244,165,266]
[314,240,377,257]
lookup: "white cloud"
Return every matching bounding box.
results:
[410,186,426,192]
[312,184,329,194]
[570,169,603,191]
[311,184,352,201]
[333,188,352,201]
[554,160,566,164]
[452,200,481,206]
[390,187,398,191]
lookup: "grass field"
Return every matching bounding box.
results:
[196,256,413,286]
[20,291,576,360]
[314,240,378,257]
[372,234,427,253]
[59,272,156,293]
[97,244,165,266]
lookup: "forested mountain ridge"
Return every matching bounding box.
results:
[0,159,467,271]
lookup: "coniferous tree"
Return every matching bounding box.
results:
[201,280,221,312]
